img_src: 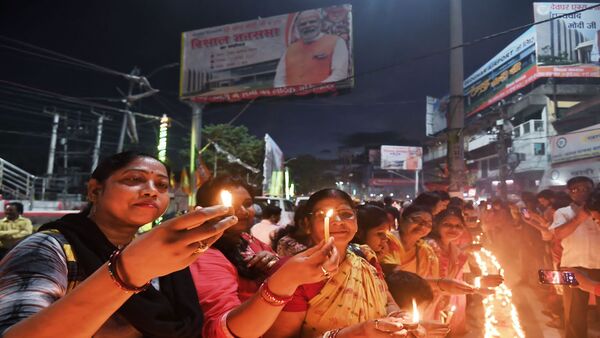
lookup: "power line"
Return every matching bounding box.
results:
[0,35,128,78]
[198,3,600,122]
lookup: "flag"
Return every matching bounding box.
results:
[194,158,212,189]
[180,168,191,195]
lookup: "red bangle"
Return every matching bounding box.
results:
[259,280,293,306]
[107,249,150,293]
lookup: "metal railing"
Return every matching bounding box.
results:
[0,157,38,203]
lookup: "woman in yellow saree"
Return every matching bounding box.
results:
[265,189,409,338]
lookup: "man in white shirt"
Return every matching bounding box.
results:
[549,176,600,338]
[250,205,281,247]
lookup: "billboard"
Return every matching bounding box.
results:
[534,3,600,73]
[426,96,449,136]
[550,123,600,163]
[457,4,600,117]
[541,157,600,187]
[180,5,354,103]
[465,27,537,116]
[380,145,423,170]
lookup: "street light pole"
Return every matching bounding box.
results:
[189,102,204,205]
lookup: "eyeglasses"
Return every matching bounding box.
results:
[310,208,355,221]
[408,216,432,228]
[466,216,478,222]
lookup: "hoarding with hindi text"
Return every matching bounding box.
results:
[380,145,423,170]
[550,123,600,163]
[180,5,354,103]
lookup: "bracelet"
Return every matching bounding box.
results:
[259,280,293,306]
[437,278,447,292]
[107,249,150,293]
[323,329,342,338]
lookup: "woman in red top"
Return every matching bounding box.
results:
[189,176,339,338]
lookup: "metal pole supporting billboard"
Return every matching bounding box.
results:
[189,102,204,206]
[447,0,466,197]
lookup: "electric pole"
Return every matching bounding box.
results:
[447,0,466,196]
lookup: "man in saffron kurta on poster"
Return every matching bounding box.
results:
[274,9,349,88]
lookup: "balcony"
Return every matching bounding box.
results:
[467,134,497,152]
[512,119,544,138]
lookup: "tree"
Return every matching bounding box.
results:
[201,124,264,185]
[287,154,336,195]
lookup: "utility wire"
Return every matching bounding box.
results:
[0,35,128,77]
[198,4,600,123]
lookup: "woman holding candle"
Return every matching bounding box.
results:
[379,204,439,277]
[0,151,237,337]
[425,207,472,335]
[265,189,411,338]
[190,176,340,337]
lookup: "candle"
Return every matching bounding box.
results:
[220,190,232,207]
[402,298,420,330]
[324,209,333,240]
[412,298,420,323]
[474,276,481,289]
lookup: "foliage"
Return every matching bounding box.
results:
[287,154,336,195]
[201,124,264,185]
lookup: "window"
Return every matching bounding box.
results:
[513,127,521,138]
[534,143,545,155]
[481,160,488,178]
[534,120,544,132]
[523,122,531,134]
[489,157,499,171]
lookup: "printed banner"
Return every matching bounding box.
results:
[262,134,284,195]
[534,3,600,68]
[180,5,354,102]
[426,96,449,136]
[380,145,423,170]
[541,158,600,186]
[465,27,537,116]
[550,123,600,163]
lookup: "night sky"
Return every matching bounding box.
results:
[0,0,585,174]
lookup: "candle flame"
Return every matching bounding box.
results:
[474,277,481,289]
[325,209,334,218]
[220,190,232,207]
[412,298,420,323]
[450,305,456,312]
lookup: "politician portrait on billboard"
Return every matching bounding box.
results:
[180,5,353,103]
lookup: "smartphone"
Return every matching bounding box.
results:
[538,269,578,285]
[520,208,531,219]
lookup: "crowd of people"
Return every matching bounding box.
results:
[0,150,598,337]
